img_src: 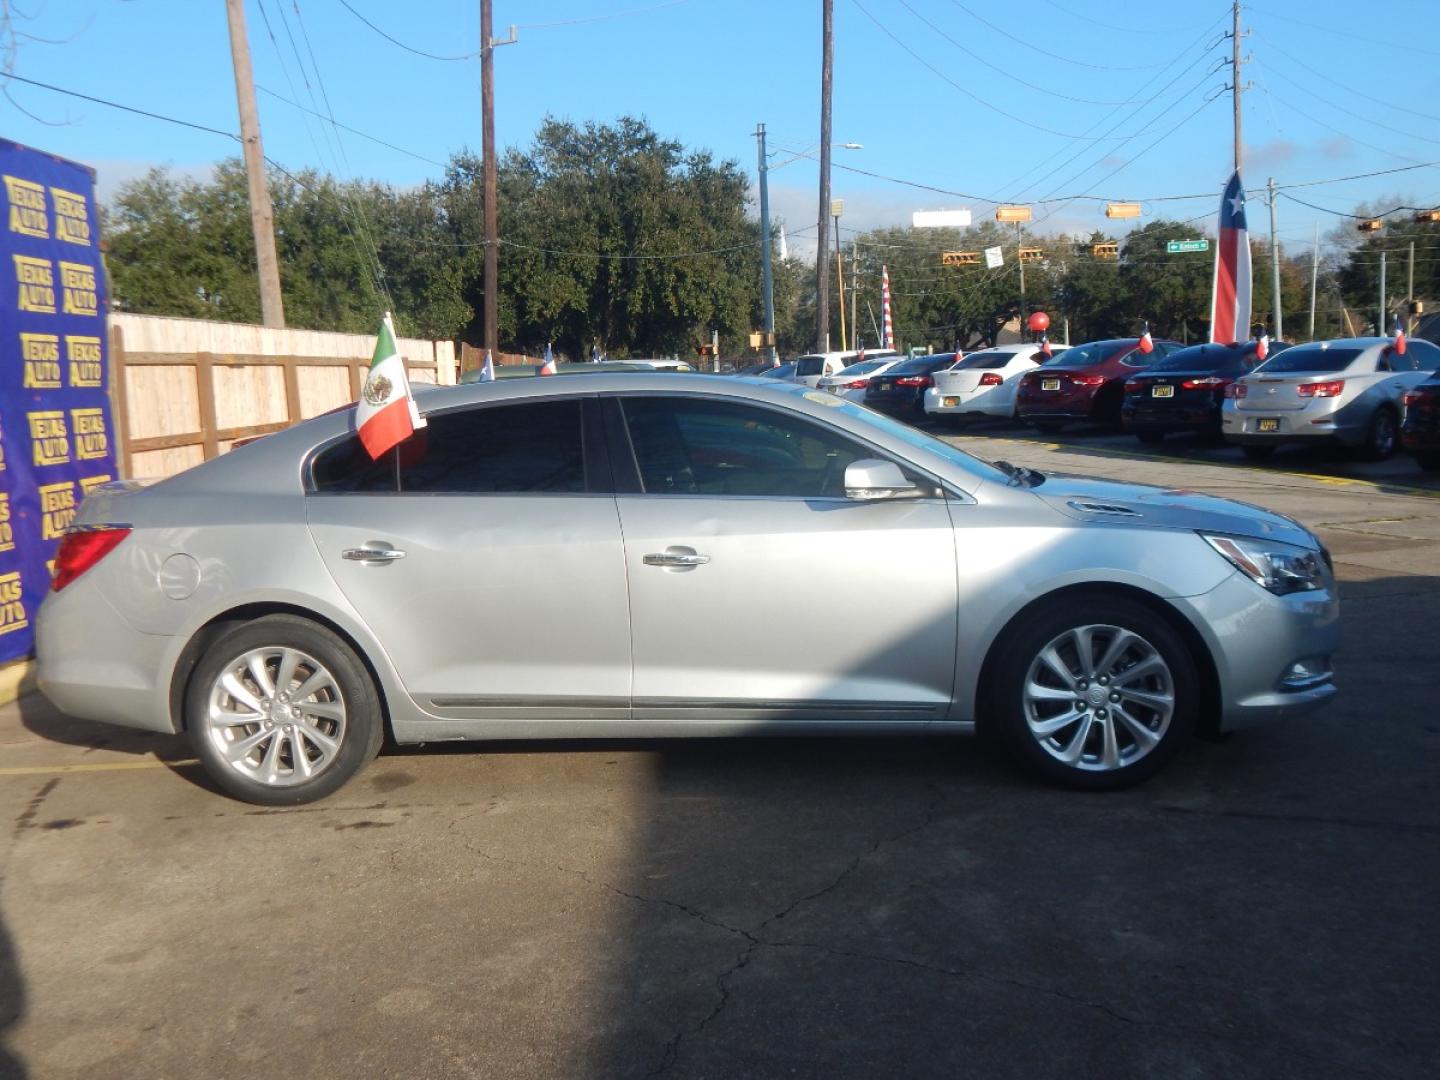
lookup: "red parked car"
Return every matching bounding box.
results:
[1401,372,1440,470]
[1016,337,1183,433]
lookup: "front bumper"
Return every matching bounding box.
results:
[1169,570,1340,732]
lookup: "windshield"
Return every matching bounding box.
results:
[794,357,825,376]
[759,362,795,378]
[833,359,887,377]
[1255,345,1363,374]
[1041,340,1123,367]
[1149,344,1251,373]
[955,350,1019,370]
[890,354,958,375]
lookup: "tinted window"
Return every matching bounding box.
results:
[833,359,887,377]
[620,397,871,498]
[794,357,825,376]
[955,350,1020,370]
[1256,345,1365,374]
[889,354,958,375]
[1150,344,1250,373]
[312,400,585,494]
[759,362,795,379]
[1410,339,1440,372]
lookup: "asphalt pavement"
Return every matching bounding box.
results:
[1,422,1437,1079]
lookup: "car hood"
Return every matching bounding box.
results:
[1033,475,1317,548]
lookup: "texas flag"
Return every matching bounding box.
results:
[540,342,558,376]
[1210,170,1252,345]
[478,349,496,382]
[1039,333,1052,359]
[1394,314,1407,356]
[356,314,425,460]
[1138,321,1154,355]
[880,264,894,349]
[1256,332,1269,362]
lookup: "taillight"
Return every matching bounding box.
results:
[843,379,868,389]
[895,375,933,387]
[1403,392,1420,406]
[1181,376,1227,389]
[51,527,131,592]
[978,372,1003,386]
[1297,380,1344,398]
[1225,382,1248,399]
[1124,378,1143,393]
[1072,374,1107,387]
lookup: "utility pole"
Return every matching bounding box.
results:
[851,240,860,350]
[834,209,847,351]
[225,0,284,328]
[816,0,834,352]
[1268,177,1282,339]
[1378,250,1387,335]
[1308,221,1319,340]
[1232,1,1243,173]
[756,123,776,364]
[1016,221,1026,328]
[1408,239,1416,334]
[481,0,498,354]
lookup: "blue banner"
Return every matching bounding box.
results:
[0,140,114,661]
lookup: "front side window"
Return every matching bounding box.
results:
[620,397,871,498]
[1409,340,1440,372]
[312,399,586,494]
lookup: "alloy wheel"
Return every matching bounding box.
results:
[202,646,348,787]
[1021,624,1174,772]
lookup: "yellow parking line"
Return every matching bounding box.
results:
[0,758,199,776]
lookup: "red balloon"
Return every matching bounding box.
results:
[1027,311,1050,333]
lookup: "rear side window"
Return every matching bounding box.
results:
[954,350,1016,370]
[311,399,586,494]
[890,354,957,376]
[794,357,825,376]
[1406,339,1440,371]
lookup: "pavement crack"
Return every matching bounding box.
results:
[11,777,60,838]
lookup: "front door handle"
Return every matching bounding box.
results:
[342,545,407,563]
[643,551,710,568]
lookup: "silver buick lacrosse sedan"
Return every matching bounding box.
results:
[37,375,1339,804]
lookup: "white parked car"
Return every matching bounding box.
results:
[792,349,900,388]
[816,356,906,401]
[925,343,1066,422]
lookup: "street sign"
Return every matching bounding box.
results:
[984,246,1004,269]
[1166,239,1210,253]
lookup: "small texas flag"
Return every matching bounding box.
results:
[1255,332,1269,361]
[1138,321,1154,355]
[1039,333,1052,359]
[356,313,425,460]
[540,342,558,375]
[478,349,496,382]
[953,346,964,364]
[1393,314,1407,356]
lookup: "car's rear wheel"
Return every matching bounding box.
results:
[1360,407,1399,461]
[186,615,383,805]
[987,595,1198,790]
[1241,444,1276,461]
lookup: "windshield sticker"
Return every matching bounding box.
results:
[803,390,846,407]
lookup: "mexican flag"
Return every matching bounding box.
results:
[356,314,425,459]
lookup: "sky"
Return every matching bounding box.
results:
[3,0,1439,263]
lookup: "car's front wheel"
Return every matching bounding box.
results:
[185,615,383,805]
[987,594,1198,789]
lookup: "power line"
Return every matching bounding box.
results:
[1253,33,1440,125]
[1258,58,1440,149]
[255,84,447,167]
[1247,3,1440,60]
[334,0,478,61]
[516,0,699,30]
[848,0,1132,141]
[943,0,1170,71]
[1,71,239,140]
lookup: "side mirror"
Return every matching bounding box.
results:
[844,458,919,500]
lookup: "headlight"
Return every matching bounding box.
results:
[1201,533,1328,595]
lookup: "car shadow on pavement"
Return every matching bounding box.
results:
[0,905,22,1079]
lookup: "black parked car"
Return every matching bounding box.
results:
[1121,340,1290,444]
[864,353,958,418]
[1401,371,1440,470]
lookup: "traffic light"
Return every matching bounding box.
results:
[1092,242,1119,259]
[941,251,980,266]
[1357,218,1383,232]
[1018,248,1044,263]
[1415,210,1440,224]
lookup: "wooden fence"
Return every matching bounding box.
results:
[108,315,457,479]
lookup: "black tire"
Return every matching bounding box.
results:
[1241,444,1276,462]
[185,615,384,805]
[1134,429,1165,445]
[1417,451,1440,472]
[1359,407,1399,462]
[985,593,1199,790]
[1033,421,1065,436]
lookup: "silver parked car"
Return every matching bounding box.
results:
[1221,336,1440,460]
[38,375,1340,804]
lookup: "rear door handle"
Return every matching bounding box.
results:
[643,551,710,568]
[342,545,407,563]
